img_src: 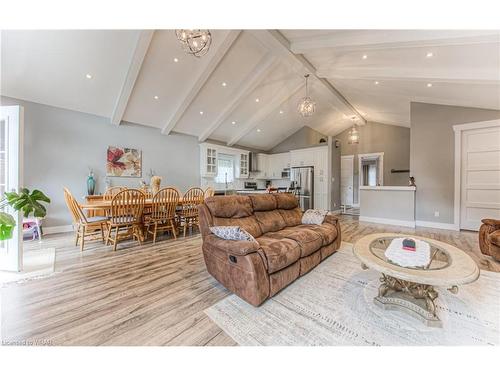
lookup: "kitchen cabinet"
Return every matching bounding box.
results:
[290,149,315,167]
[268,152,290,179]
[256,153,269,179]
[200,144,218,177]
[236,152,249,179]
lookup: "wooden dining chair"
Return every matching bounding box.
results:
[103,186,126,200]
[145,187,179,243]
[106,189,145,251]
[63,188,108,251]
[178,187,204,237]
[204,187,215,199]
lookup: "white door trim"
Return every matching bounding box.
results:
[453,118,500,231]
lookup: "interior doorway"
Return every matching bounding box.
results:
[358,152,384,188]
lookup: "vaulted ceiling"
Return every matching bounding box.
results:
[1,29,499,150]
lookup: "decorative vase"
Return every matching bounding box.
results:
[151,176,161,195]
[87,171,96,196]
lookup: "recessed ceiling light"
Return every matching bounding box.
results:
[153,95,159,100]
[222,82,227,87]
[173,58,179,63]
[374,81,379,85]
[427,83,433,87]
[199,111,204,115]
[426,52,434,58]
[231,121,236,125]
[85,73,92,79]
[279,110,284,114]
[362,54,368,60]
[255,98,260,103]
[257,128,261,132]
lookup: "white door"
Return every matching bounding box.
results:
[460,126,500,231]
[341,155,354,207]
[0,106,24,271]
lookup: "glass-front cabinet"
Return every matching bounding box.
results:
[238,153,249,179]
[200,144,218,177]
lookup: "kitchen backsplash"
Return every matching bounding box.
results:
[201,177,290,190]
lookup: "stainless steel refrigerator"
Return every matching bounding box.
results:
[290,166,314,210]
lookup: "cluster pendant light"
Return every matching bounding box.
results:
[297,74,316,117]
[348,117,360,144]
[175,30,212,57]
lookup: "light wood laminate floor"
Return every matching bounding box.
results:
[1,215,497,346]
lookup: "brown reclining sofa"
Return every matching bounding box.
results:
[198,193,341,306]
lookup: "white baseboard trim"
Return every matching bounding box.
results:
[415,220,459,231]
[43,225,74,234]
[330,209,342,214]
[359,216,416,228]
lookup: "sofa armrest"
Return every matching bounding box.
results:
[203,234,259,256]
[323,213,339,226]
[482,218,500,228]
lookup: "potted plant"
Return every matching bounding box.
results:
[0,188,51,240]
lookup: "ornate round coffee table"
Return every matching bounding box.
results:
[353,233,480,327]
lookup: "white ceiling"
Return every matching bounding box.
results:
[1,29,499,150]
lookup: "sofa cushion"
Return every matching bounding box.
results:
[254,210,286,233]
[279,207,303,227]
[298,223,338,245]
[205,196,253,218]
[275,193,299,209]
[210,226,256,242]
[278,227,323,257]
[213,216,263,238]
[256,235,301,273]
[249,194,277,211]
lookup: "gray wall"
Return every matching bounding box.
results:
[336,121,411,204]
[270,126,327,153]
[1,96,200,227]
[410,102,500,224]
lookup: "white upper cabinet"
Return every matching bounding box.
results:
[290,149,315,167]
[236,152,249,179]
[200,144,218,177]
[267,152,290,179]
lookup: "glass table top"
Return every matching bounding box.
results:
[369,236,451,270]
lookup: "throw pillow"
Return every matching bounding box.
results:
[210,226,256,242]
[301,209,328,225]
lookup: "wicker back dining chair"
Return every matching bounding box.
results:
[106,189,145,251]
[63,187,108,251]
[178,187,204,237]
[145,187,180,243]
[204,187,215,199]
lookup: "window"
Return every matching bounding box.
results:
[215,154,235,184]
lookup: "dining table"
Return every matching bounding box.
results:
[80,196,187,217]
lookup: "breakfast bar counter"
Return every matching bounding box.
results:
[359,186,416,228]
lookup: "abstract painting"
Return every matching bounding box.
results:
[106,146,142,177]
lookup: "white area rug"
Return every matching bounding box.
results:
[205,242,500,346]
[0,247,56,286]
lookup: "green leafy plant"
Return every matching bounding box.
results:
[0,212,15,240]
[4,188,51,218]
[0,188,51,240]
